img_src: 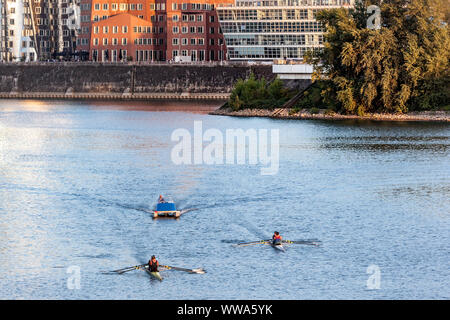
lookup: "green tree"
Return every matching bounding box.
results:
[305,0,450,114]
[228,74,294,110]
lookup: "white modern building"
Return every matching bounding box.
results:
[0,0,37,61]
[217,0,353,61]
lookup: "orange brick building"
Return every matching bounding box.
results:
[78,0,234,62]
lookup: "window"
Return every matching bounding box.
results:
[172,26,179,33]
[197,26,204,33]
[198,38,204,45]
[122,26,128,33]
[122,38,127,45]
[103,38,108,45]
[190,38,196,45]
[182,38,188,45]
[112,38,118,45]
[172,38,179,45]
[173,15,179,22]
[113,26,118,34]
[93,38,99,45]
[103,4,108,10]
[210,27,214,34]
[210,38,214,46]
[210,15,215,23]
[111,4,118,11]
[94,4,100,10]
[103,26,108,33]
[197,15,203,22]
[182,26,187,33]
[172,3,177,10]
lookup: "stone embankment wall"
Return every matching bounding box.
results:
[0,63,273,100]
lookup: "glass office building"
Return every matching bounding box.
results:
[217,0,353,60]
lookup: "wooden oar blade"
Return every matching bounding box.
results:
[191,268,206,274]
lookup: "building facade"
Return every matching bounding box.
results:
[1,0,81,61]
[0,0,37,61]
[32,0,81,60]
[217,0,353,60]
[79,0,233,62]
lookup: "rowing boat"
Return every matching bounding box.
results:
[144,267,163,281]
[153,197,181,218]
[270,242,286,252]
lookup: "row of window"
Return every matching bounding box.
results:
[2,27,71,37]
[92,38,165,46]
[34,7,71,14]
[172,38,204,46]
[218,9,311,21]
[39,40,72,48]
[171,38,224,46]
[234,0,351,7]
[224,34,323,46]
[172,26,206,34]
[93,38,129,46]
[35,18,75,26]
[93,3,145,11]
[134,38,164,45]
[220,21,323,33]
[94,26,129,34]
[170,49,223,61]
[227,46,320,59]
[88,14,215,24]
[90,2,214,12]
[171,3,214,11]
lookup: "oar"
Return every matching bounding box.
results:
[233,240,270,247]
[160,264,206,274]
[283,240,321,246]
[110,264,148,274]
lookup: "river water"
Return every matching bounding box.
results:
[0,100,449,300]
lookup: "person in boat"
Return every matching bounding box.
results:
[158,195,165,203]
[148,255,159,272]
[272,231,283,245]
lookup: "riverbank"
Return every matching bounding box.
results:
[210,107,450,122]
[0,92,230,100]
[0,63,272,99]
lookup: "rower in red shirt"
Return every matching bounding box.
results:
[272,231,282,245]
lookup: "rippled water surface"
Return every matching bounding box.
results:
[0,100,449,299]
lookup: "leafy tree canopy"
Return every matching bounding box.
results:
[304,0,450,114]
